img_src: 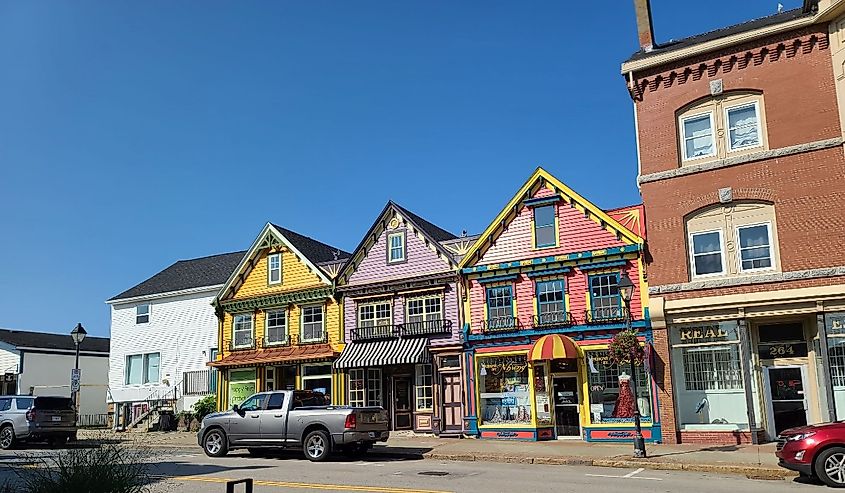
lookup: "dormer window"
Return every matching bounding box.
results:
[388,232,406,263]
[268,253,282,285]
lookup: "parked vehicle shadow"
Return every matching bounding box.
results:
[641,445,742,459]
[792,474,825,487]
[236,446,432,463]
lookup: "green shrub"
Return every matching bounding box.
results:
[192,395,216,421]
[14,442,151,493]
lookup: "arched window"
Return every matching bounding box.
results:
[686,202,779,279]
[677,92,768,165]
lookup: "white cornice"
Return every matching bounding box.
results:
[106,284,222,305]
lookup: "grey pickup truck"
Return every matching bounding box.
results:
[198,390,389,461]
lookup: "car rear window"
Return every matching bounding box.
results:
[34,397,74,410]
[15,398,33,410]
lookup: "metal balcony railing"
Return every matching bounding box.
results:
[585,306,628,324]
[183,369,214,396]
[263,333,291,347]
[532,311,574,329]
[478,316,522,333]
[402,319,452,337]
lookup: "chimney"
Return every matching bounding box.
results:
[633,0,655,52]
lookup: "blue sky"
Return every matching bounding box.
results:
[0,1,800,337]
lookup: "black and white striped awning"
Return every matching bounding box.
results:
[334,338,430,369]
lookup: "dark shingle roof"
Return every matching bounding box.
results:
[625,8,811,64]
[271,225,352,264]
[392,203,457,242]
[0,328,110,353]
[109,251,246,301]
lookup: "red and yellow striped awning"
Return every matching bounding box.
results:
[529,334,580,361]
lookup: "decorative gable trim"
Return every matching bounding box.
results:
[219,286,333,314]
[337,202,458,286]
[215,223,332,304]
[524,195,563,208]
[459,168,644,269]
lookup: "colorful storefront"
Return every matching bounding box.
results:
[210,223,350,409]
[459,168,662,442]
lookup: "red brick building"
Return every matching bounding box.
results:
[623,0,845,444]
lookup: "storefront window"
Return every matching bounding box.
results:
[585,350,650,423]
[367,369,382,406]
[826,313,845,420]
[670,321,749,429]
[302,363,332,402]
[348,368,382,407]
[478,355,532,425]
[228,369,256,408]
[349,369,366,407]
[533,364,551,425]
[415,364,433,410]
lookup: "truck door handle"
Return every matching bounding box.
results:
[274,414,284,418]
[250,414,259,418]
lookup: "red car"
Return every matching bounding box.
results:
[777,422,845,487]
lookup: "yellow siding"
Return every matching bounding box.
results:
[233,249,324,300]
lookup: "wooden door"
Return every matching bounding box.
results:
[393,376,412,430]
[441,373,462,432]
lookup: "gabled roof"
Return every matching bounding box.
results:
[216,224,351,303]
[0,328,110,354]
[109,251,247,302]
[337,201,459,284]
[459,167,644,269]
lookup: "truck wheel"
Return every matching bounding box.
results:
[815,446,845,488]
[0,426,16,450]
[303,430,331,462]
[202,429,229,458]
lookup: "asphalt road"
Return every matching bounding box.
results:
[0,447,818,492]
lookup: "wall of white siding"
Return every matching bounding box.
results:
[108,289,218,410]
[19,352,109,416]
[0,347,20,375]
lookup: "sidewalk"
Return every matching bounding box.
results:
[77,430,791,479]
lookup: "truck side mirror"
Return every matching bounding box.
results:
[233,404,243,416]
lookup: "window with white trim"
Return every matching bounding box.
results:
[265,309,287,345]
[136,304,150,324]
[367,369,382,407]
[349,369,365,407]
[690,230,725,277]
[125,352,160,385]
[681,345,743,391]
[415,364,433,410]
[407,296,442,323]
[677,93,767,165]
[233,314,254,348]
[268,253,282,284]
[387,232,405,263]
[358,302,391,327]
[533,205,556,248]
[301,305,324,342]
[737,224,772,271]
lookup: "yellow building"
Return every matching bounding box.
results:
[210,223,350,410]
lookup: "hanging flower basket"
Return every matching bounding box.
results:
[608,329,645,366]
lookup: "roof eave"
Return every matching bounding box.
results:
[106,284,224,305]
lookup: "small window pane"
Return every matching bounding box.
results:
[534,206,556,247]
[126,355,143,385]
[389,233,405,262]
[268,254,281,283]
[683,115,714,159]
[145,353,160,384]
[266,393,285,410]
[691,232,723,276]
[728,104,760,150]
[136,304,150,324]
[738,225,772,270]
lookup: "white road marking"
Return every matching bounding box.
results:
[585,468,663,481]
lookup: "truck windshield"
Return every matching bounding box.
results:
[291,391,328,409]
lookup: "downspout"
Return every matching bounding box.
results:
[628,70,643,194]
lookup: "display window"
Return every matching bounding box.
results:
[228,368,256,408]
[302,363,332,402]
[533,363,552,425]
[585,350,651,424]
[478,355,532,425]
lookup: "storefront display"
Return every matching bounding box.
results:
[478,355,532,424]
[585,350,651,423]
[533,364,551,425]
[302,363,332,402]
[228,369,257,408]
[826,313,845,420]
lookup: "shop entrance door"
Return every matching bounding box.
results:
[764,366,809,436]
[393,376,413,430]
[552,376,580,438]
[441,373,462,433]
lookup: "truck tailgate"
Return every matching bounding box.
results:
[354,408,389,432]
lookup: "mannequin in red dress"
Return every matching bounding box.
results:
[612,373,636,418]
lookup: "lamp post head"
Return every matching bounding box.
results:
[70,323,87,345]
[618,274,635,304]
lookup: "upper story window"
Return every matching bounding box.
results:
[359,302,391,327]
[407,296,442,323]
[486,285,514,325]
[301,305,325,342]
[687,202,779,280]
[387,232,406,263]
[533,205,557,248]
[125,352,160,385]
[536,280,565,318]
[136,303,150,324]
[268,253,282,285]
[265,309,287,345]
[232,314,254,348]
[678,92,767,165]
[589,274,622,321]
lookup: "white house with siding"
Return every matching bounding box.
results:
[106,251,244,428]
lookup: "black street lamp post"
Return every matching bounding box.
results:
[617,275,647,458]
[70,323,87,412]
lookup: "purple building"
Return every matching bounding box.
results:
[334,202,475,435]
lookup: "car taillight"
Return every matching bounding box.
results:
[25,409,35,422]
[344,413,356,429]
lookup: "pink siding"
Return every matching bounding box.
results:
[347,226,452,286]
[479,189,626,265]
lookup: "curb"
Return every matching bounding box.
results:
[373,450,795,479]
